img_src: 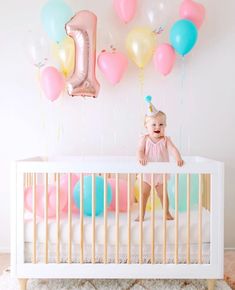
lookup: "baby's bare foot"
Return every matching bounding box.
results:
[135,216,145,222]
[166,212,174,220]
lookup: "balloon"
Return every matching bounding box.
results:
[24,30,49,68]
[108,178,134,212]
[170,19,198,56]
[153,43,176,76]
[179,0,205,29]
[97,50,128,85]
[24,184,67,218]
[126,27,156,69]
[113,0,137,23]
[59,174,80,214]
[40,66,65,101]
[134,180,161,211]
[52,36,75,77]
[168,174,199,212]
[74,176,112,216]
[41,0,73,43]
[66,11,100,98]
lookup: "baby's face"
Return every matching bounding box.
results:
[145,115,166,139]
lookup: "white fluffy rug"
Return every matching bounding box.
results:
[0,270,231,290]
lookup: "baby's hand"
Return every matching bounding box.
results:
[177,159,184,167]
[139,156,148,166]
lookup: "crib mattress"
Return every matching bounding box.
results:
[24,205,210,246]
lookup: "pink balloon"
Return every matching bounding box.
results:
[40,66,64,101]
[65,11,100,98]
[153,43,176,76]
[60,174,80,214]
[113,0,137,23]
[108,178,134,212]
[24,184,67,218]
[179,0,205,29]
[97,51,128,85]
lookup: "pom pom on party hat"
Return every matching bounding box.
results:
[145,95,158,116]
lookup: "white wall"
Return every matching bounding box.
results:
[0,0,235,251]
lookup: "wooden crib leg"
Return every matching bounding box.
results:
[207,279,215,290]
[18,278,28,290]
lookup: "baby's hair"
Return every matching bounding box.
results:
[144,111,167,127]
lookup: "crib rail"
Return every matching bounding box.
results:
[12,156,224,279]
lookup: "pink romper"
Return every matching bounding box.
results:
[141,135,170,186]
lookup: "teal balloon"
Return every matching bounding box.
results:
[170,19,198,56]
[41,0,73,43]
[74,176,112,216]
[168,174,199,212]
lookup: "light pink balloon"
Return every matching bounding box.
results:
[154,43,176,76]
[113,0,137,23]
[24,184,67,218]
[97,51,128,85]
[65,11,100,98]
[108,178,134,212]
[60,174,80,214]
[40,66,64,101]
[179,0,205,29]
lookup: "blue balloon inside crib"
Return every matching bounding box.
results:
[74,175,112,216]
[168,174,199,212]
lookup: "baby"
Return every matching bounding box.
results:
[136,96,184,221]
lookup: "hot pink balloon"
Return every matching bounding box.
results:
[153,43,176,76]
[97,51,128,85]
[40,66,64,101]
[113,0,137,23]
[108,178,134,212]
[179,0,205,29]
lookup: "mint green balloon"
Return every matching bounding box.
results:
[41,0,73,43]
[168,174,199,212]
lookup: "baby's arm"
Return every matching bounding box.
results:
[167,138,184,166]
[138,135,148,165]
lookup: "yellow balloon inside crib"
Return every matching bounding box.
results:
[134,180,161,211]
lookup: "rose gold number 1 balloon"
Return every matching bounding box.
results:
[66,10,100,98]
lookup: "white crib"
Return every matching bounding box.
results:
[11,156,224,290]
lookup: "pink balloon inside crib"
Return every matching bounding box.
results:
[108,178,134,212]
[60,174,80,214]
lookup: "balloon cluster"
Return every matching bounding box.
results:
[26,0,205,101]
[25,175,134,218]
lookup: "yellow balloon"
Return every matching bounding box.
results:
[126,27,156,69]
[134,179,161,211]
[52,36,75,77]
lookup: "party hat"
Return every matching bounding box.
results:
[145,95,158,116]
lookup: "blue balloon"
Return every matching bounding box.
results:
[41,0,73,43]
[170,19,198,56]
[168,174,199,212]
[74,176,112,216]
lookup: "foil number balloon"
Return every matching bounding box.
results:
[65,10,100,97]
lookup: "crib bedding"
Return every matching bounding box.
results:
[24,205,210,245]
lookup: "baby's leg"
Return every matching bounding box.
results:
[135,182,151,221]
[155,184,174,220]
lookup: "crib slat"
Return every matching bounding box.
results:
[139,173,143,264]
[92,173,96,264]
[104,173,108,264]
[127,173,131,264]
[174,174,179,264]
[198,174,203,264]
[151,173,155,264]
[68,173,72,264]
[115,173,119,264]
[163,174,166,264]
[32,173,37,264]
[80,173,84,264]
[44,173,48,264]
[56,173,60,263]
[187,174,191,264]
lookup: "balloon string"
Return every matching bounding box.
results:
[179,56,186,152]
[138,68,144,98]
